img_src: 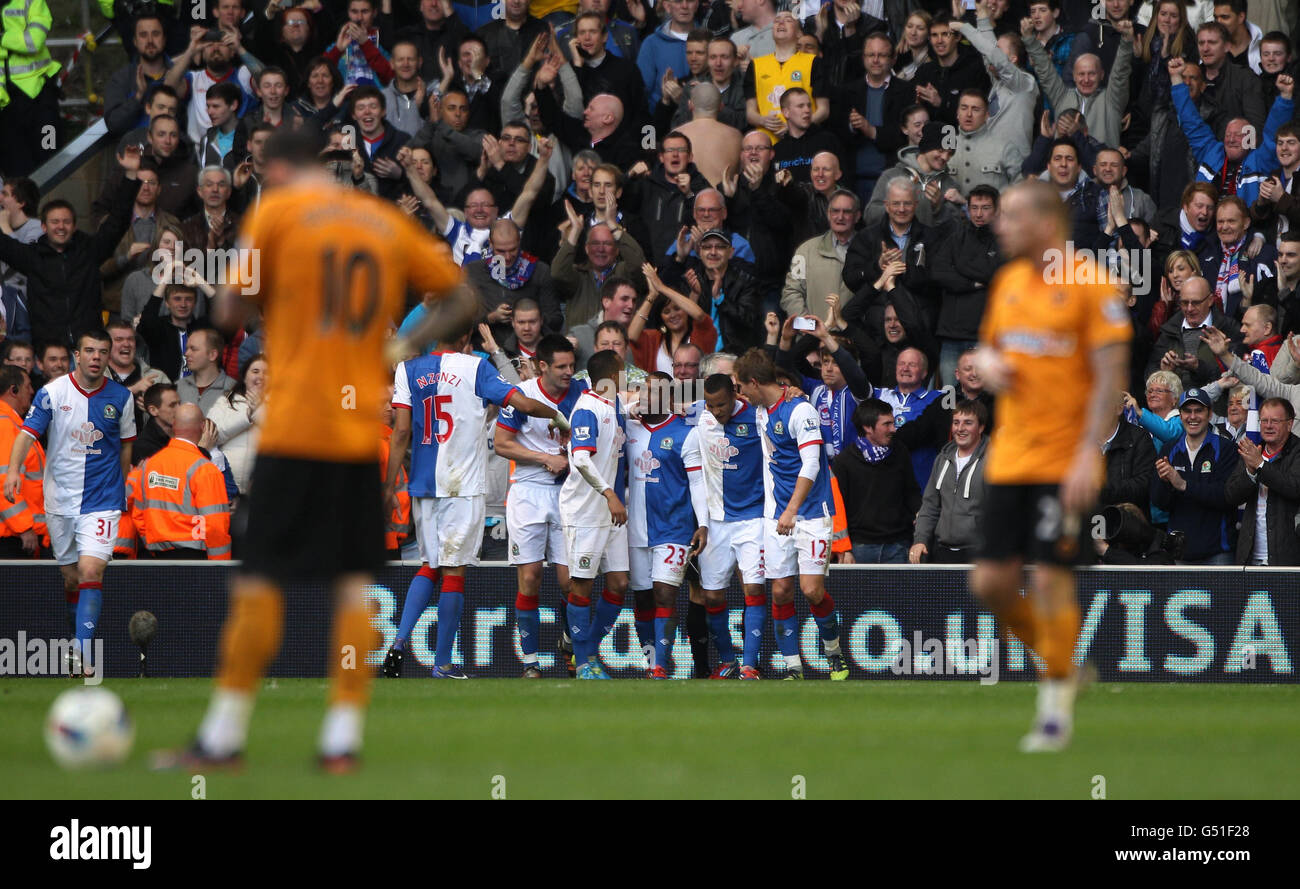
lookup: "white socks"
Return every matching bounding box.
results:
[1037,679,1077,729]
[197,690,253,757]
[319,704,364,757]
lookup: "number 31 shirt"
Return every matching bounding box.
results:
[394,351,518,498]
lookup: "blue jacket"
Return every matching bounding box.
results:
[1151,431,1238,561]
[1173,83,1293,207]
[1,285,31,343]
[637,23,689,112]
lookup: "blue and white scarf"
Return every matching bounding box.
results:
[855,436,891,463]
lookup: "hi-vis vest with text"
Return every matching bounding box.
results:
[118,440,231,559]
[2,0,60,101]
[752,52,817,144]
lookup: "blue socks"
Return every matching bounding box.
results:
[515,592,540,660]
[742,596,765,667]
[567,595,593,663]
[434,575,465,667]
[654,607,676,672]
[75,582,102,660]
[394,566,439,650]
[591,592,622,651]
[773,602,799,658]
[635,608,654,666]
[707,606,735,664]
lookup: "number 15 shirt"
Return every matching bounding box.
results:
[393,351,518,498]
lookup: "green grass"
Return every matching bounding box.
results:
[3,679,1298,799]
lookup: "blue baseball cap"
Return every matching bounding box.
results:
[1180,388,1212,408]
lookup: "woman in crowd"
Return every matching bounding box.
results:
[630,264,717,375]
[894,11,933,81]
[206,355,268,496]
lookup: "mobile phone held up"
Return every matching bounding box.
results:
[792,316,816,332]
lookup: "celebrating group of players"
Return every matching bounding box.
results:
[378,326,849,681]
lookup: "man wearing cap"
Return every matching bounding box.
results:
[1224,397,1300,566]
[865,121,961,229]
[1151,387,1240,565]
[661,228,764,354]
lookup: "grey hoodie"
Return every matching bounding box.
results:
[913,436,988,552]
[866,146,964,228]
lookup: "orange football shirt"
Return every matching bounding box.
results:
[979,257,1132,485]
[235,181,461,461]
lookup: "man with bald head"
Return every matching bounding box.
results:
[676,82,742,188]
[467,218,561,347]
[545,90,645,169]
[667,188,756,262]
[1169,57,1295,208]
[124,401,232,560]
[1023,15,1134,147]
[1148,275,1242,389]
[782,150,849,244]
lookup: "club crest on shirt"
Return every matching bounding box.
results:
[735,424,748,436]
[1201,460,1212,473]
[103,404,118,420]
[773,421,785,435]
[659,437,673,450]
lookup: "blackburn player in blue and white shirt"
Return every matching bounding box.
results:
[684,373,767,679]
[382,321,563,679]
[734,348,848,680]
[558,350,630,679]
[6,329,136,676]
[627,373,708,678]
[493,335,588,678]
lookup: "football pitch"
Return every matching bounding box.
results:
[4,678,1298,799]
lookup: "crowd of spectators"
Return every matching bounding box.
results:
[4,0,1300,565]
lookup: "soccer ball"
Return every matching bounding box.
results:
[44,688,135,769]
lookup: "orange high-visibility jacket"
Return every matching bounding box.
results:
[830,475,851,555]
[115,466,143,559]
[133,438,231,559]
[0,400,44,541]
[379,424,411,551]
